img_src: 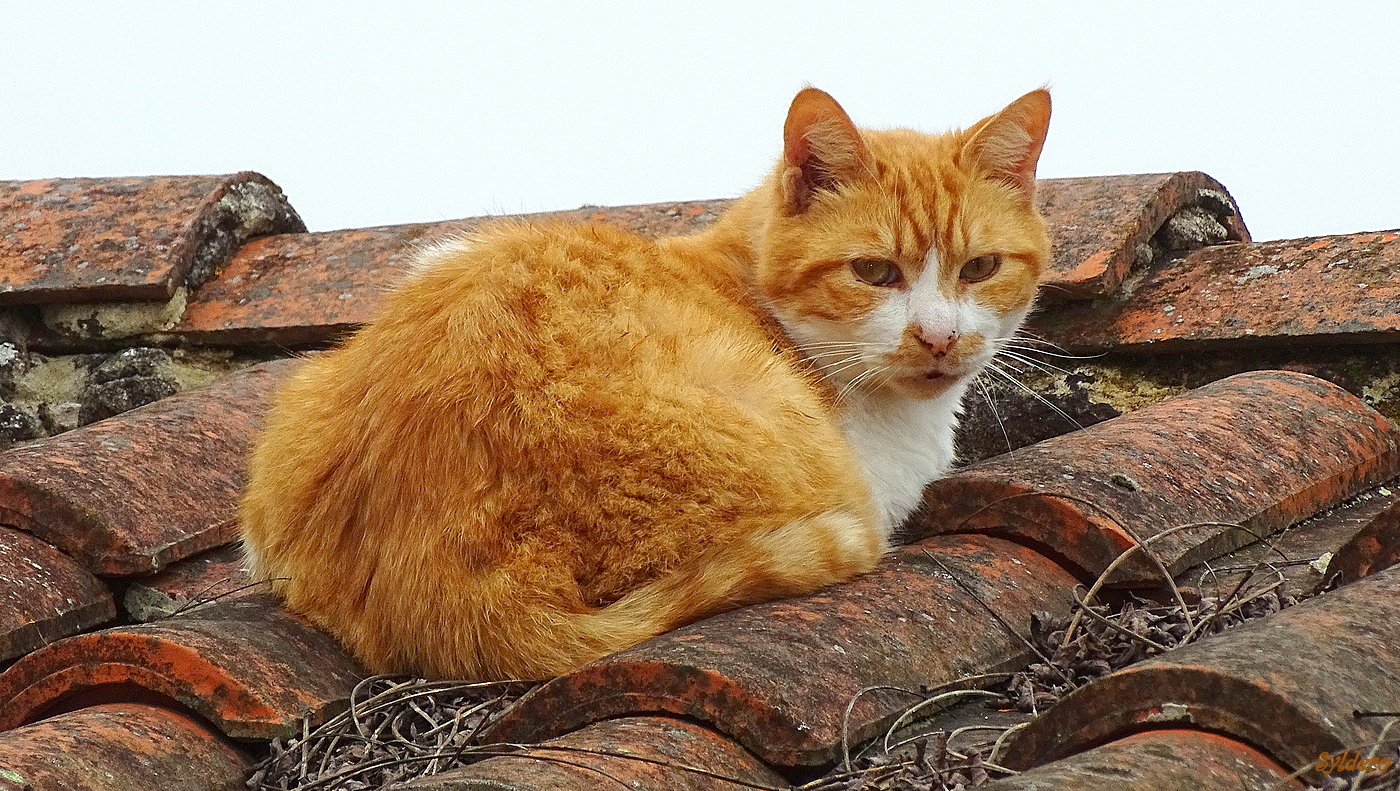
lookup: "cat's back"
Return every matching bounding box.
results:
[241,218,865,652]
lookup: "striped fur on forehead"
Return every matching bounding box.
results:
[758,123,1045,324]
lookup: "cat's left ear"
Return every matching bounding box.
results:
[781,87,873,215]
[964,89,1051,199]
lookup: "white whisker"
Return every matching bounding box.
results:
[974,377,1013,454]
[984,362,1083,430]
[998,349,1074,377]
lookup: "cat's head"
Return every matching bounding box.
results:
[754,87,1051,402]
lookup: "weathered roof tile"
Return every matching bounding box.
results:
[0,703,249,791]
[1032,229,1400,352]
[1325,489,1400,586]
[1034,172,1248,301]
[0,358,296,575]
[979,729,1299,790]
[393,717,786,791]
[483,534,1077,768]
[916,370,1400,584]
[171,199,732,347]
[0,173,304,305]
[167,176,1237,348]
[0,593,362,741]
[1002,563,1400,775]
[0,526,114,662]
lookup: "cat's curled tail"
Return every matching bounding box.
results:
[405,509,880,680]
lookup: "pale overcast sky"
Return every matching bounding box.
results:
[6,2,1397,242]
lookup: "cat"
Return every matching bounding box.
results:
[239,86,1052,681]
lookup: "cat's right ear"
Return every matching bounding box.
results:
[781,88,872,215]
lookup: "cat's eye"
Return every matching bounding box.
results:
[851,259,902,287]
[960,254,1001,283]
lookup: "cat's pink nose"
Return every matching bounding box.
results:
[916,327,957,357]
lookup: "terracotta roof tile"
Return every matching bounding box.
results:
[0,173,303,306]
[0,358,296,575]
[171,199,732,347]
[1002,563,1400,775]
[0,593,362,741]
[1032,229,1400,352]
[393,716,786,791]
[0,526,113,662]
[979,729,1299,790]
[1034,172,1248,301]
[482,534,1077,768]
[122,543,252,622]
[164,176,1231,348]
[0,702,249,791]
[916,370,1400,584]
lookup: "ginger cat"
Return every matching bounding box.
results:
[240,87,1051,681]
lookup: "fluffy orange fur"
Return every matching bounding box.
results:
[240,87,1051,680]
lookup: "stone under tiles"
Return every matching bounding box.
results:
[0,593,362,741]
[915,370,1400,585]
[0,525,114,662]
[0,702,250,791]
[1000,563,1400,777]
[1032,229,1400,353]
[0,173,304,305]
[481,534,1077,768]
[0,358,297,576]
[391,717,787,791]
[978,729,1300,791]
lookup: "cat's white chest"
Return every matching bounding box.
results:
[839,383,967,537]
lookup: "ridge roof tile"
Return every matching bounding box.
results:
[171,199,733,346]
[0,173,304,305]
[1032,229,1400,352]
[1034,172,1248,301]
[979,729,1299,790]
[165,174,1235,348]
[391,716,786,791]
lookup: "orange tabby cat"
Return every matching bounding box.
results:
[240,87,1051,681]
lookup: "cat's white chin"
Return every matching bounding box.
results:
[889,369,967,398]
